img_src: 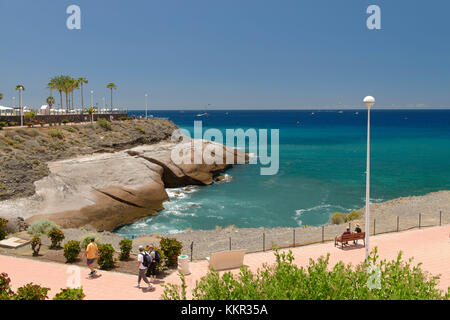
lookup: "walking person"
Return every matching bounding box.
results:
[136,246,153,290]
[85,237,98,277]
[146,245,159,283]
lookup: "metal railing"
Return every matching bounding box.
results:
[180,210,449,261]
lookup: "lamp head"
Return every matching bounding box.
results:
[363,96,375,108]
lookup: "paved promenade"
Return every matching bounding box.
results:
[1,225,448,299]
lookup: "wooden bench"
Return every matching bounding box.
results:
[206,249,246,271]
[335,232,365,249]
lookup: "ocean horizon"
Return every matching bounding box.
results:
[115,109,450,236]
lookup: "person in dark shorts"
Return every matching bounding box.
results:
[136,246,153,290]
[146,245,157,283]
[354,224,362,244]
[85,237,98,277]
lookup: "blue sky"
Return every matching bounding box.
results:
[0,0,449,109]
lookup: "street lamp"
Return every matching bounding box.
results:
[90,90,94,112]
[145,93,148,119]
[18,87,23,127]
[363,95,375,260]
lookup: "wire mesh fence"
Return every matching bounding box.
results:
[180,211,448,261]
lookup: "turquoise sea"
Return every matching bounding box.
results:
[115,109,450,235]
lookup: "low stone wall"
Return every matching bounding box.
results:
[0,113,127,125]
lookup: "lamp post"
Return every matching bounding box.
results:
[90,90,94,112]
[363,96,375,260]
[18,87,23,127]
[145,93,148,119]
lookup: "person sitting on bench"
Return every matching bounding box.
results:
[342,228,351,245]
[354,224,362,244]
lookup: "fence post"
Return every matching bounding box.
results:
[190,241,194,262]
[322,226,324,243]
[263,233,265,252]
[373,219,376,236]
[419,213,421,229]
[440,211,442,226]
[293,228,295,248]
[396,216,399,232]
[229,237,231,251]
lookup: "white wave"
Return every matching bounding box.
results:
[295,204,346,217]
[207,215,224,220]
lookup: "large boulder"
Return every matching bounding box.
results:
[0,139,246,231]
[5,217,29,234]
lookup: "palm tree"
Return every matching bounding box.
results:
[46,96,55,110]
[86,106,96,123]
[70,78,79,110]
[48,76,64,110]
[15,85,25,126]
[77,77,88,111]
[106,83,117,112]
[60,75,73,112]
[0,93,3,102]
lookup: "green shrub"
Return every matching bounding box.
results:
[30,236,41,256]
[97,243,115,270]
[135,126,145,133]
[162,248,450,300]
[118,116,130,121]
[118,238,133,261]
[0,218,8,240]
[48,129,65,139]
[61,119,69,125]
[330,210,363,224]
[346,210,362,221]
[97,118,112,131]
[14,283,49,300]
[330,212,347,224]
[27,219,58,236]
[63,126,77,133]
[155,249,168,274]
[8,121,17,127]
[0,122,6,130]
[160,237,183,268]
[48,227,65,249]
[53,287,86,300]
[0,273,14,300]
[64,240,81,263]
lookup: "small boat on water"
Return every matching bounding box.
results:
[354,112,359,115]
[196,112,208,117]
[338,110,343,114]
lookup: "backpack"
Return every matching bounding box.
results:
[141,252,151,267]
[154,250,161,263]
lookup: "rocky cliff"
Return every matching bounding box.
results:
[0,138,246,231]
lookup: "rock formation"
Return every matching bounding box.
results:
[0,138,246,231]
